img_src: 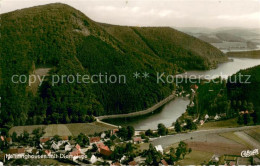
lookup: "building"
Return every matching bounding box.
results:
[40,137,50,144]
[99,146,112,156]
[128,160,137,166]
[160,159,168,166]
[90,155,97,164]
[44,150,52,157]
[132,137,142,144]
[155,145,163,154]
[90,137,101,144]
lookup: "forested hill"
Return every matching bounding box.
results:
[227,65,260,124]
[0,3,226,127]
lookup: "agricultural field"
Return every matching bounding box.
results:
[172,126,260,164]
[198,118,240,130]
[8,121,116,137]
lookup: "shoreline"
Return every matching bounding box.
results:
[96,91,176,121]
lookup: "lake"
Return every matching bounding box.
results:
[105,57,260,130]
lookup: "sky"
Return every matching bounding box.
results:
[1,0,260,28]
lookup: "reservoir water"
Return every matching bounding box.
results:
[105,58,260,130]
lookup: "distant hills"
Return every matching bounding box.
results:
[176,27,260,51]
[0,3,226,126]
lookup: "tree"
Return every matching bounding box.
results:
[237,115,243,125]
[11,132,17,142]
[104,140,113,148]
[176,141,188,159]
[185,119,197,131]
[118,127,128,140]
[145,129,153,136]
[243,113,251,125]
[52,135,61,142]
[175,121,182,133]
[127,126,135,140]
[157,123,168,136]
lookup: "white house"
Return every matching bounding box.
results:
[214,114,220,120]
[190,102,195,107]
[65,144,72,152]
[205,114,209,120]
[90,155,97,164]
[155,145,163,154]
[101,132,106,139]
[51,142,60,151]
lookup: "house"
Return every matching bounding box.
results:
[44,150,52,156]
[69,150,81,161]
[128,161,137,166]
[0,136,4,142]
[40,137,50,144]
[214,115,220,120]
[205,114,209,120]
[193,118,198,122]
[70,150,81,156]
[96,142,105,149]
[211,154,220,163]
[65,144,72,152]
[90,155,97,164]
[90,137,101,144]
[62,136,69,141]
[155,145,163,154]
[99,146,112,156]
[75,144,81,151]
[191,84,198,90]
[51,142,60,151]
[200,120,204,125]
[111,129,119,135]
[101,132,106,139]
[160,159,168,166]
[6,138,12,144]
[120,155,126,163]
[190,102,195,107]
[132,137,142,144]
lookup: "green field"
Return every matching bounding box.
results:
[198,118,240,130]
[176,150,213,165]
[9,121,116,137]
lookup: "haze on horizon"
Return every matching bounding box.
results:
[1,0,260,29]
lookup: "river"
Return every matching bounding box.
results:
[105,57,260,130]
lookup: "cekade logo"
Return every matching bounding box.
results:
[241,149,259,157]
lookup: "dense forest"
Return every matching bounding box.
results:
[186,65,260,125]
[0,3,226,127]
[227,65,260,124]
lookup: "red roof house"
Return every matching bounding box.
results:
[70,150,81,156]
[161,159,168,166]
[40,137,50,143]
[128,161,137,166]
[99,146,112,156]
[90,137,101,143]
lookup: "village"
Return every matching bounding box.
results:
[0,122,196,166]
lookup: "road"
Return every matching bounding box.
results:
[151,125,260,149]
